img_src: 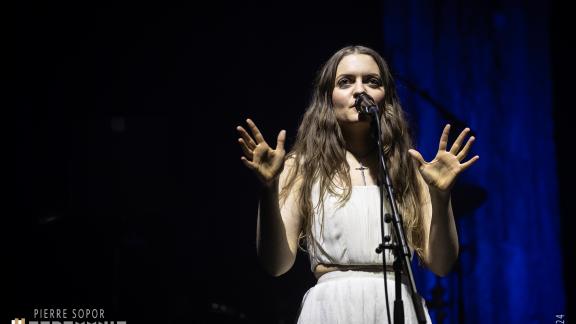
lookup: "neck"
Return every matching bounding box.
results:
[341,123,377,158]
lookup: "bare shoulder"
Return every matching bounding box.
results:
[278,154,303,209]
[278,155,304,255]
[279,154,301,187]
[283,154,299,168]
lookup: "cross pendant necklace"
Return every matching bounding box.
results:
[356,163,368,186]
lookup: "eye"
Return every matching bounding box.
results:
[337,77,352,88]
[367,77,382,86]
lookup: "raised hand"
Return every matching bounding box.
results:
[408,124,479,193]
[236,119,286,187]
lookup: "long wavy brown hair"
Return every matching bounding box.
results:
[280,45,425,260]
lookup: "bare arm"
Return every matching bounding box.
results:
[419,178,459,276]
[236,119,302,276]
[256,160,302,276]
[409,124,479,276]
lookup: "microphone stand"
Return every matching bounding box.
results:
[366,106,428,324]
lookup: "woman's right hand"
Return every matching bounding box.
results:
[236,119,286,188]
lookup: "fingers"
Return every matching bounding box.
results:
[438,124,450,151]
[237,119,267,163]
[238,138,254,160]
[237,124,256,162]
[236,126,257,149]
[460,155,480,171]
[449,128,470,155]
[236,119,287,174]
[246,118,266,144]
[456,136,475,161]
[408,149,426,169]
[240,156,257,170]
[276,130,286,151]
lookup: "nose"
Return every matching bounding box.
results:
[352,80,367,96]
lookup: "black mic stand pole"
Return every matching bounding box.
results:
[369,107,428,324]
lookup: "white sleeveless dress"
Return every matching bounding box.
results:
[296,184,432,324]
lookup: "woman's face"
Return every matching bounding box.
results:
[332,53,385,125]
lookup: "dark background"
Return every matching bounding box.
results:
[550,0,573,316]
[6,2,572,323]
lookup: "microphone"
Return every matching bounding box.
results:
[354,92,379,115]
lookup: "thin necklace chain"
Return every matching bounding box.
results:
[351,147,377,186]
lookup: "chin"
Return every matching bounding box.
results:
[340,117,371,127]
[336,112,372,125]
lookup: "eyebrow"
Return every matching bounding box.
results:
[336,73,381,79]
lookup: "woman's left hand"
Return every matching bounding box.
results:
[408,124,479,193]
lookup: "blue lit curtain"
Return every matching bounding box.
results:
[381,1,565,322]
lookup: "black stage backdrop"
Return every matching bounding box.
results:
[6,2,573,323]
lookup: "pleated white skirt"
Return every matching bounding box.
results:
[296,271,432,324]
